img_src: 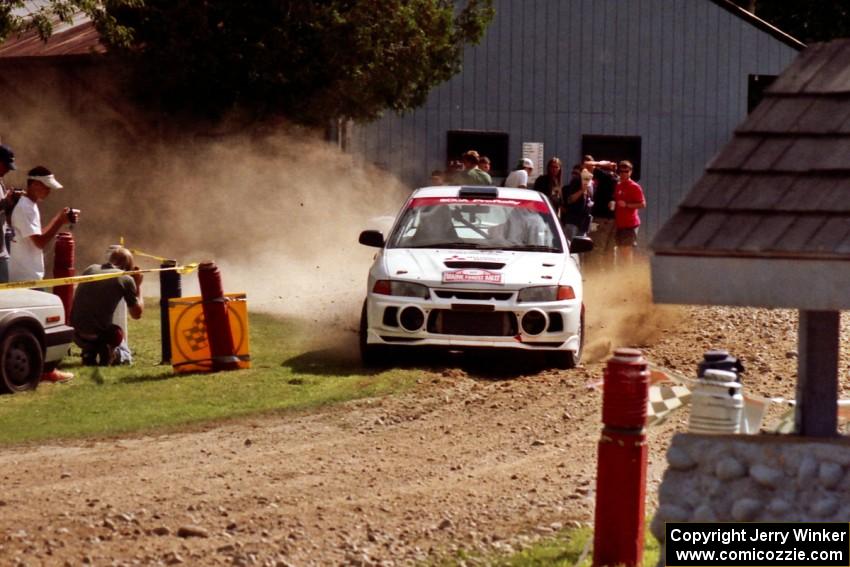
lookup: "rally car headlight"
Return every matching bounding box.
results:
[372,280,430,298]
[517,285,575,302]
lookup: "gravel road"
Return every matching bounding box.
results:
[1,265,844,566]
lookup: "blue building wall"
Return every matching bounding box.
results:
[349,0,800,237]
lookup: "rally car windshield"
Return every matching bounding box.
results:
[387,197,563,252]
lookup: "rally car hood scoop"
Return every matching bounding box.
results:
[443,260,506,270]
[383,249,565,286]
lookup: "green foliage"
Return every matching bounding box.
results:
[0,304,419,445]
[101,0,494,124]
[0,0,139,46]
[433,524,660,566]
[755,0,850,44]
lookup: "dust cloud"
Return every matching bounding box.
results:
[0,84,681,362]
[0,87,409,350]
[582,261,684,362]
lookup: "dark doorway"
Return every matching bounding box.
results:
[581,135,642,181]
[447,130,510,178]
[748,74,777,113]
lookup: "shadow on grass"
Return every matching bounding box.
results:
[117,369,182,384]
[282,347,377,377]
[283,347,547,380]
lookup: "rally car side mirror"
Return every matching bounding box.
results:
[359,230,385,248]
[570,235,594,254]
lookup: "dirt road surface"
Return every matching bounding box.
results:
[1,267,845,566]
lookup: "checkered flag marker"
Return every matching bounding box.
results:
[182,313,209,352]
[647,383,692,426]
[770,408,796,434]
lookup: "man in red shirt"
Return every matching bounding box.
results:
[613,160,646,266]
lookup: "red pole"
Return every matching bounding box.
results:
[197,261,240,371]
[593,348,649,567]
[52,232,75,323]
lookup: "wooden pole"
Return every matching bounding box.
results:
[795,310,839,437]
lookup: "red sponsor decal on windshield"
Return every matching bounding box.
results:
[410,197,548,213]
[442,269,503,284]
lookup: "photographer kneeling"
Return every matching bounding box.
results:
[71,247,143,366]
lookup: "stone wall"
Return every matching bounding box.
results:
[651,433,850,560]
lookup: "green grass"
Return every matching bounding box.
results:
[0,302,420,445]
[437,525,660,566]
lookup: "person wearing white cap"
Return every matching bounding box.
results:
[10,165,79,283]
[503,157,534,188]
[9,165,80,383]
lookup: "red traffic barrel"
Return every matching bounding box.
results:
[593,427,648,567]
[601,347,649,429]
[197,261,240,371]
[52,231,76,322]
[593,348,649,567]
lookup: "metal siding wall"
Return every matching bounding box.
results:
[350,0,800,233]
[566,0,582,163]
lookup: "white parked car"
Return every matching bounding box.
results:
[0,289,73,393]
[358,186,592,368]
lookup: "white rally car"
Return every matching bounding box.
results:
[358,186,592,368]
[0,289,74,393]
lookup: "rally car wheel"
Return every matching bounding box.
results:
[360,300,389,368]
[0,327,44,394]
[549,305,584,370]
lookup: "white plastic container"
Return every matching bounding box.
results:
[688,369,744,434]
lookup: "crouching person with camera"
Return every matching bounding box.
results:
[71,247,144,366]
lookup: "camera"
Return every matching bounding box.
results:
[67,208,80,224]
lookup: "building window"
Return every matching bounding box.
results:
[581,135,642,181]
[748,74,777,113]
[447,130,509,178]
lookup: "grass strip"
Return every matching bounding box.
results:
[0,303,418,445]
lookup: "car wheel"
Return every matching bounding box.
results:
[548,305,584,370]
[0,327,44,394]
[360,300,389,368]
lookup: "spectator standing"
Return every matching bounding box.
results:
[613,160,646,266]
[504,158,534,188]
[561,164,591,241]
[10,167,78,383]
[478,155,492,175]
[71,247,143,366]
[455,150,492,186]
[583,155,619,267]
[533,157,563,205]
[0,145,19,282]
[10,166,78,282]
[430,169,445,185]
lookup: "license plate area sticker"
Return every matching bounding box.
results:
[442,270,503,284]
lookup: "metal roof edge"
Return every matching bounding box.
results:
[0,52,100,64]
[651,254,850,309]
[708,0,806,51]
[651,249,850,261]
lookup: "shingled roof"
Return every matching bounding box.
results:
[651,39,850,309]
[0,18,103,59]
